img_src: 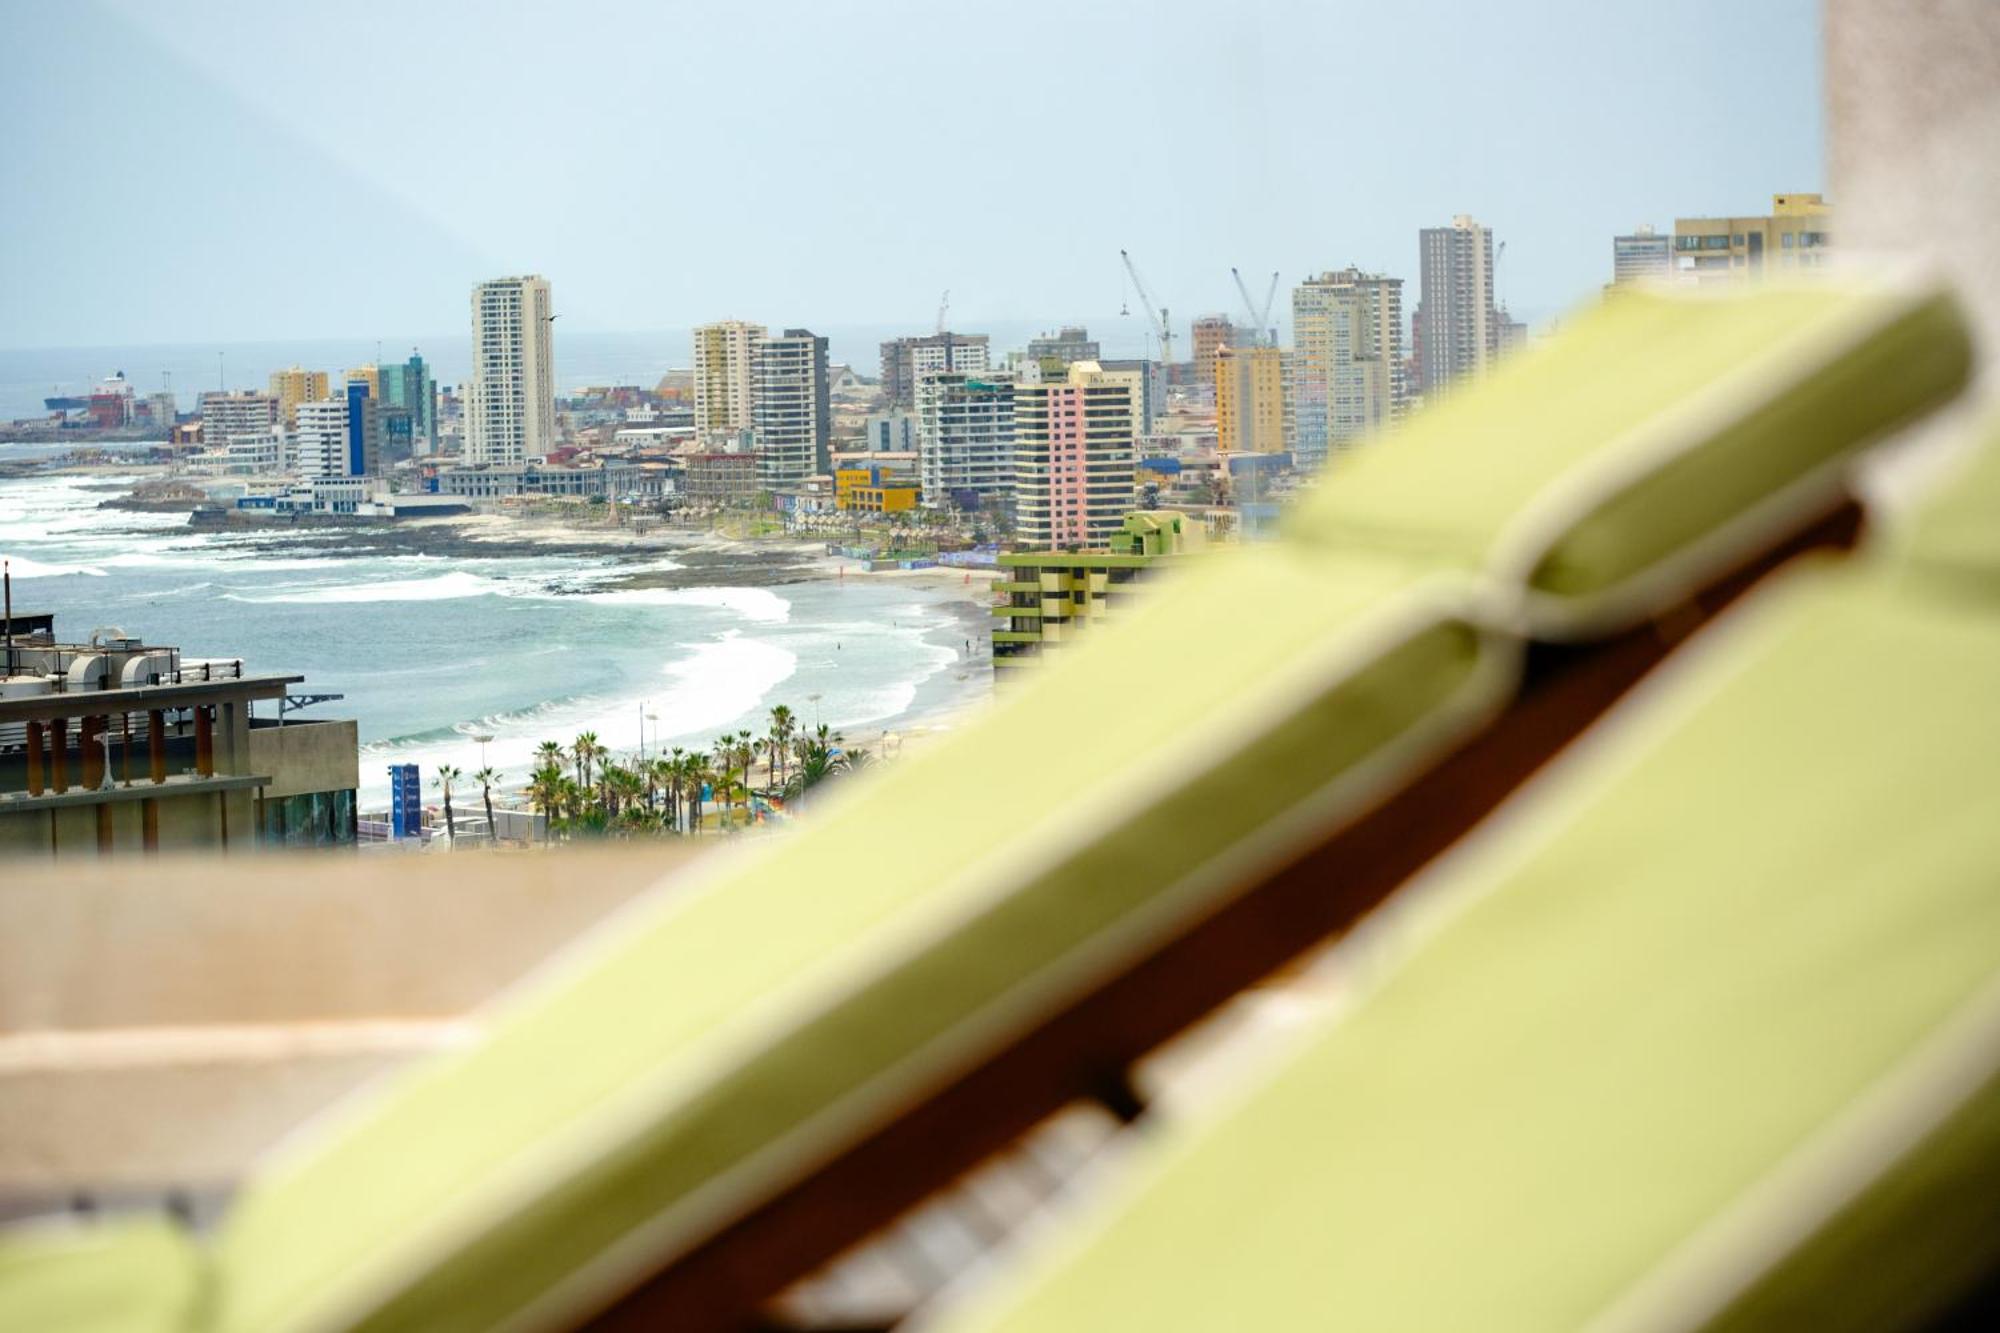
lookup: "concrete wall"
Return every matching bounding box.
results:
[0,787,232,860]
[0,845,705,1203]
[248,718,359,800]
[1827,0,2000,393]
[1826,1,2000,512]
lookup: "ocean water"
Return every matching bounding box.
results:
[0,469,992,809]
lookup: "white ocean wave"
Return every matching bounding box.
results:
[650,632,799,739]
[579,584,790,623]
[209,553,359,571]
[356,631,801,808]
[0,553,107,578]
[224,570,515,604]
[126,581,214,600]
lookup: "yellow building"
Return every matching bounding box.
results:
[1215,344,1289,454]
[834,466,919,513]
[268,366,330,427]
[991,511,1203,670]
[1673,193,1832,285]
[346,364,381,399]
[692,320,764,434]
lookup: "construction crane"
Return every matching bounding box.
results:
[1120,249,1175,370]
[936,289,950,335]
[1230,267,1281,346]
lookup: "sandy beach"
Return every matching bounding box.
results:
[376,511,1005,794]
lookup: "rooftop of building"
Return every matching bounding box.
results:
[0,614,304,724]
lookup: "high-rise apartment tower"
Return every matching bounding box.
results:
[752,329,831,487]
[1291,268,1405,466]
[1012,361,1140,550]
[693,320,765,435]
[466,275,555,466]
[1415,215,1496,397]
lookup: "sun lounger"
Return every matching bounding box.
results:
[0,275,1970,1333]
[920,416,2000,1333]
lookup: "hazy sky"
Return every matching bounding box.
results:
[1,0,1823,350]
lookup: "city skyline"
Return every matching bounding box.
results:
[1,0,1822,350]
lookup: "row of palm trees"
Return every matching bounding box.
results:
[432,703,868,844]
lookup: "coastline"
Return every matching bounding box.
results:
[826,565,998,763]
[365,515,1001,806]
[4,462,1001,813]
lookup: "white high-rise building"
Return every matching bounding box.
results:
[294,398,350,479]
[752,329,831,487]
[916,371,1015,506]
[466,275,555,466]
[694,320,765,435]
[1416,215,1496,397]
[1291,269,1405,467]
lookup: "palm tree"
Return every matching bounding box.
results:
[601,763,644,821]
[641,757,669,826]
[685,755,712,833]
[780,724,871,813]
[473,766,500,846]
[528,762,565,843]
[572,732,601,791]
[607,766,645,829]
[720,772,752,824]
[767,704,796,792]
[561,775,596,834]
[783,743,842,810]
[662,747,687,832]
[710,736,736,827]
[434,764,461,842]
[596,760,622,819]
[793,722,843,765]
[535,740,564,772]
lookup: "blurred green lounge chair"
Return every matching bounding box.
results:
[0,274,1970,1333]
[922,421,2000,1333]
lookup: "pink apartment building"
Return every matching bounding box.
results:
[1012,361,1141,550]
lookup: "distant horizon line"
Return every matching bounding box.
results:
[0,303,1563,360]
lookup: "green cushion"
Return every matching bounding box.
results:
[931,567,2000,1332]
[0,1218,203,1333]
[206,546,1510,1333]
[1286,278,1971,637]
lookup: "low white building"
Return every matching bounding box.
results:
[235,477,370,515]
[432,463,641,499]
[224,429,291,475]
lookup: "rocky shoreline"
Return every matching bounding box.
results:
[23,458,983,597]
